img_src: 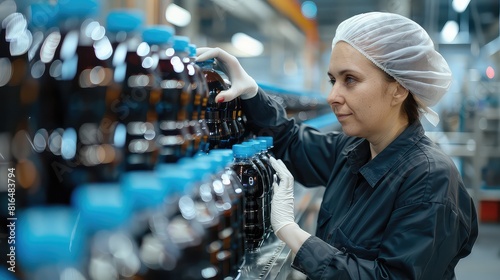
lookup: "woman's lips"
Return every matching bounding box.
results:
[335,113,351,121]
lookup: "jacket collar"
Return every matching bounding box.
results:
[344,121,425,188]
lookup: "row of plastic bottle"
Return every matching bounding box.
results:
[0,0,278,279]
[0,0,247,206]
[11,137,275,280]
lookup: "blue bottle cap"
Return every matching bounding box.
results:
[256,136,274,148]
[106,9,144,33]
[210,154,232,168]
[249,139,267,151]
[175,159,213,189]
[242,141,259,154]
[142,25,175,45]
[232,144,254,158]
[71,183,132,232]
[156,165,194,194]
[28,3,59,30]
[208,149,233,167]
[196,58,215,68]
[121,171,167,210]
[209,148,233,157]
[17,206,85,271]
[188,43,196,57]
[179,159,213,177]
[172,35,190,52]
[193,154,224,173]
[58,0,100,19]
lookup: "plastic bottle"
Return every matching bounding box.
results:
[105,9,144,52]
[207,149,246,273]
[156,164,221,279]
[193,154,242,277]
[143,27,192,163]
[106,10,159,171]
[71,183,141,280]
[254,137,276,179]
[256,136,276,236]
[243,141,272,236]
[42,0,126,204]
[120,170,185,279]
[105,8,145,125]
[179,159,232,278]
[250,139,275,236]
[187,43,210,155]
[171,36,197,156]
[203,62,240,147]
[196,59,231,150]
[231,144,265,251]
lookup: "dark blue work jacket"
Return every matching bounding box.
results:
[242,89,478,280]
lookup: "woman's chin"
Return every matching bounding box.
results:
[341,125,361,138]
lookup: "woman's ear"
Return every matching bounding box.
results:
[391,83,409,107]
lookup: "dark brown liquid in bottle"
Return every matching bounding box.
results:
[155,54,192,162]
[111,39,158,171]
[250,149,272,235]
[38,18,124,205]
[185,60,208,156]
[199,64,231,150]
[232,162,265,250]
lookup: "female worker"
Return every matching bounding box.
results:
[197,12,478,279]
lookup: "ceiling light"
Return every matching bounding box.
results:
[441,20,459,43]
[301,1,317,19]
[452,0,471,13]
[231,33,263,57]
[486,66,495,79]
[165,4,191,27]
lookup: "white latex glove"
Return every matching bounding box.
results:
[269,157,296,234]
[269,157,311,254]
[196,47,259,102]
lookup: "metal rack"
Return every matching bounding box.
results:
[417,73,500,220]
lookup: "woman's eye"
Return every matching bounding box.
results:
[328,79,335,86]
[345,76,355,84]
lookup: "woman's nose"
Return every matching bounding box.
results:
[327,85,343,106]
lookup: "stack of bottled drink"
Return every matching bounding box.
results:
[1,0,278,279]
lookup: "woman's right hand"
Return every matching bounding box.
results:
[196,47,259,102]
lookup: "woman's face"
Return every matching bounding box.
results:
[327,42,400,140]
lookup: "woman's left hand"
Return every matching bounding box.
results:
[196,47,259,102]
[269,157,311,253]
[269,157,296,234]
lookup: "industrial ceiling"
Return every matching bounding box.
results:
[189,0,499,54]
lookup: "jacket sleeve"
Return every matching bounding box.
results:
[291,162,478,280]
[292,202,475,280]
[242,88,351,187]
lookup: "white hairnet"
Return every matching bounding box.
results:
[331,12,452,126]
